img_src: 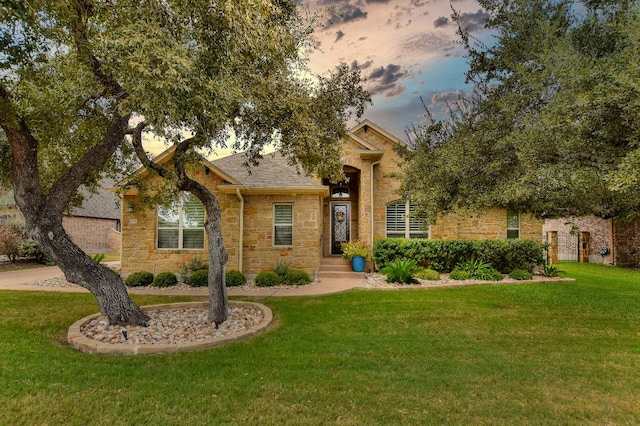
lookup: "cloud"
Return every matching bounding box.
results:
[428,85,482,113]
[456,9,490,33]
[323,4,368,29]
[428,89,468,108]
[351,59,374,71]
[433,16,449,28]
[432,8,489,32]
[367,64,408,98]
[401,31,454,55]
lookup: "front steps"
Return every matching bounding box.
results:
[318,256,366,279]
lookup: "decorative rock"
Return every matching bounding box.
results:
[79,306,265,346]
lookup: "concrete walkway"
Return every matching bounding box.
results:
[0,263,364,297]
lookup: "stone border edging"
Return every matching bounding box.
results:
[67,301,273,355]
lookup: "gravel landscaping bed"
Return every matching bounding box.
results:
[360,272,572,289]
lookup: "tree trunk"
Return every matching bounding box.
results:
[173,162,229,324]
[206,214,229,325]
[28,213,150,326]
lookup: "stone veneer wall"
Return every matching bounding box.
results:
[430,208,543,241]
[121,170,323,278]
[339,126,405,249]
[613,217,640,268]
[62,216,120,254]
[120,171,240,277]
[242,193,323,277]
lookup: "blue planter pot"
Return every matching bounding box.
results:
[351,256,365,272]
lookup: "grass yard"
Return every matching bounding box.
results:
[1,263,639,425]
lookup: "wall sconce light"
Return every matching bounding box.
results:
[127,203,135,213]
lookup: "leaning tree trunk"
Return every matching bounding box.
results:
[171,156,229,324]
[205,211,229,325]
[178,181,229,325]
[28,215,149,326]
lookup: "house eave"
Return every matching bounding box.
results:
[218,185,329,197]
[358,150,385,161]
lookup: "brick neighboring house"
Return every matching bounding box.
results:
[543,217,613,264]
[118,120,543,278]
[1,182,121,254]
[63,179,122,254]
[544,216,640,268]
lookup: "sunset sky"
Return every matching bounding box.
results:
[302,0,489,140]
[144,0,490,156]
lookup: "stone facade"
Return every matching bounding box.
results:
[430,208,542,241]
[121,170,239,276]
[321,123,405,255]
[242,194,323,276]
[120,120,547,279]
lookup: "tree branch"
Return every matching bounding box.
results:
[0,82,45,209]
[70,0,127,100]
[47,111,132,211]
[130,121,172,179]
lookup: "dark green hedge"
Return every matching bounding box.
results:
[373,238,546,273]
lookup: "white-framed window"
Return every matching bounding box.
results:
[507,210,520,239]
[386,200,427,239]
[273,204,293,246]
[157,193,205,249]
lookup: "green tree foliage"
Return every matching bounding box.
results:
[403,0,640,222]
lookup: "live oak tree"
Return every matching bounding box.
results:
[402,0,640,223]
[0,0,369,325]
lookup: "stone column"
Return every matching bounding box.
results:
[548,231,558,264]
[579,231,590,263]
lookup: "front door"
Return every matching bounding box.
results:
[331,202,350,255]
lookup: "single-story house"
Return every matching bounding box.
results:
[118,120,543,278]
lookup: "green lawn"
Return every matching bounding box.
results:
[1,263,639,425]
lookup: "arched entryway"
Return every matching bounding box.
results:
[322,166,361,255]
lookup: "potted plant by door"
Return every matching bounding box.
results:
[341,240,370,272]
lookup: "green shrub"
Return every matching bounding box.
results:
[272,260,291,282]
[187,269,209,287]
[18,239,53,265]
[125,271,154,287]
[179,256,208,282]
[509,269,533,280]
[415,268,440,281]
[255,270,281,287]
[91,253,106,263]
[283,269,312,285]
[153,272,178,287]
[225,270,247,287]
[379,258,423,284]
[449,268,470,280]
[373,238,546,273]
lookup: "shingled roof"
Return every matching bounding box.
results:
[70,178,121,220]
[210,151,325,189]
